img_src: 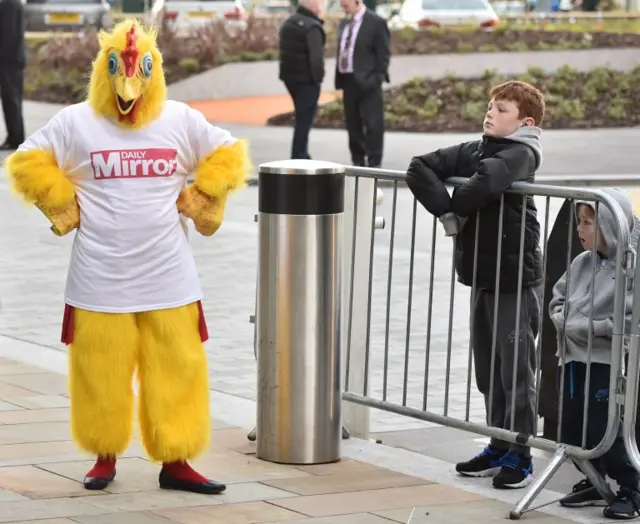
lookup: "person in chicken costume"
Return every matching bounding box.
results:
[4,19,251,494]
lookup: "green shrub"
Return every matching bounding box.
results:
[606,98,628,120]
[178,58,200,74]
[417,96,443,120]
[554,99,586,120]
[461,101,486,122]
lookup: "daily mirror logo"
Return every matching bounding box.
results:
[90,149,179,180]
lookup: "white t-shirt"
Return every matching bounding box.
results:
[18,100,237,313]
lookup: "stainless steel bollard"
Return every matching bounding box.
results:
[256,159,344,465]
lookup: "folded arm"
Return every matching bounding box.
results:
[406,144,462,218]
[451,145,534,217]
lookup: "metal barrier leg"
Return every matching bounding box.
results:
[510,447,568,520]
[573,457,616,505]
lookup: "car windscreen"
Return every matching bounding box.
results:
[421,0,486,9]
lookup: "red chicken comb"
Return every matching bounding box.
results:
[120,25,139,78]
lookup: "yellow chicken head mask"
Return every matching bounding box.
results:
[88,19,166,129]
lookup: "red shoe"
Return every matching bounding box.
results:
[84,456,116,490]
[159,461,226,495]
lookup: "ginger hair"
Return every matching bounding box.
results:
[490,80,546,126]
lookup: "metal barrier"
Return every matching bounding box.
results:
[623,234,640,474]
[338,166,634,519]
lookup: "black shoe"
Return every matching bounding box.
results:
[158,468,226,495]
[603,486,640,519]
[493,452,533,489]
[560,479,607,507]
[455,445,506,477]
[84,469,116,490]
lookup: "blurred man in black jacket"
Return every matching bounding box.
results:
[278,0,325,159]
[0,0,26,151]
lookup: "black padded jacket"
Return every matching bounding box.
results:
[406,136,543,294]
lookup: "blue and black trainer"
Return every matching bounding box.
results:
[493,452,533,489]
[455,446,507,478]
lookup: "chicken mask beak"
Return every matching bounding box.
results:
[114,75,144,115]
[107,24,154,121]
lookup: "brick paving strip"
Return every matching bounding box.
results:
[0,355,581,524]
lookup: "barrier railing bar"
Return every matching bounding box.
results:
[362,178,379,396]
[382,181,398,401]
[443,240,457,417]
[582,202,600,448]
[422,216,438,412]
[556,200,574,445]
[509,195,528,432]
[344,176,359,392]
[532,196,551,437]
[403,199,418,406]
[465,211,480,422]
[487,196,505,427]
[622,235,640,472]
[343,390,561,453]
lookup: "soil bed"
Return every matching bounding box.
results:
[268,65,640,132]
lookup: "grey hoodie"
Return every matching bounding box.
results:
[504,125,543,170]
[548,187,636,365]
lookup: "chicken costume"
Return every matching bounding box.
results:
[4,19,251,494]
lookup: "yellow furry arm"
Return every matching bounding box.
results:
[177,186,226,237]
[5,149,79,236]
[177,139,251,236]
[192,139,252,198]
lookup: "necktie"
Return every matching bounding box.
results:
[340,18,356,72]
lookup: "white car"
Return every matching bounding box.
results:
[152,0,247,33]
[385,0,500,30]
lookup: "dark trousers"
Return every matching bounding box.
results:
[559,361,639,488]
[473,287,539,455]
[0,64,25,147]
[285,81,320,160]
[341,75,384,168]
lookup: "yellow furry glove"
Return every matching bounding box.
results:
[177,184,227,237]
[36,198,80,237]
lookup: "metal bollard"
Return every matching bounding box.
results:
[256,159,344,465]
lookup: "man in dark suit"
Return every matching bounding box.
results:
[0,0,26,151]
[335,0,390,168]
[278,0,325,160]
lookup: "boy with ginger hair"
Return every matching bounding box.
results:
[406,81,545,489]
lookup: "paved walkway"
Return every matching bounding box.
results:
[0,354,579,524]
[2,102,640,523]
[168,48,640,102]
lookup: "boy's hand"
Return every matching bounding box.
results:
[439,212,459,236]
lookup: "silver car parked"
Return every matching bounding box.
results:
[25,0,112,32]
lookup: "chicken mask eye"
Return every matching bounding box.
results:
[142,54,153,78]
[108,52,119,76]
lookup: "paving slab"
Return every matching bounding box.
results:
[0,356,581,524]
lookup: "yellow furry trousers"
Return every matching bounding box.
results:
[67,302,211,463]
